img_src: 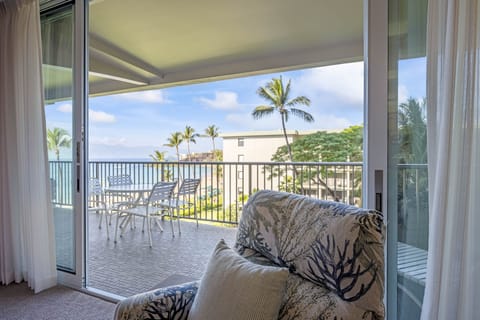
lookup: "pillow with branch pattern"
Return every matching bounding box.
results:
[235,190,384,319]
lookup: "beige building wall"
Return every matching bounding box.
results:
[221,130,316,206]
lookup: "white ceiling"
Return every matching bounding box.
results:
[87,0,364,97]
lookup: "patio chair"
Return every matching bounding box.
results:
[114,181,178,247]
[173,178,201,234]
[88,178,111,239]
[107,174,136,228]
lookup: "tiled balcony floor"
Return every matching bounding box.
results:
[87,212,237,297]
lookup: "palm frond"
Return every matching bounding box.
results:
[256,86,278,106]
[252,106,275,119]
[286,96,311,107]
[290,108,314,122]
[205,125,219,138]
[164,131,183,147]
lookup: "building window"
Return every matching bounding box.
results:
[238,137,244,147]
[238,154,244,162]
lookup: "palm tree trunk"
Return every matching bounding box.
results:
[212,138,216,153]
[281,113,293,162]
[187,142,191,161]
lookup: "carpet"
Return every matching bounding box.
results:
[149,274,198,291]
[0,282,116,320]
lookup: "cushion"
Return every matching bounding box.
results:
[189,239,289,320]
[236,190,385,319]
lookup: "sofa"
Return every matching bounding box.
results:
[114,190,385,320]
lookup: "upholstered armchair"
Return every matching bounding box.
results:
[114,190,385,320]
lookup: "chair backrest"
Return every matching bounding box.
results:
[108,174,133,186]
[148,181,177,204]
[178,178,201,196]
[235,190,385,319]
[88,178,104,196]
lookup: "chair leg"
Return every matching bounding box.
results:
[169,209,175,237]
[98,210,103,229]
[114,214,120,243]
[154,218,164,232]
[147,216,153,248]
[104,206,110,240]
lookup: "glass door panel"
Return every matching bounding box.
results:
[388,0,428,318]
[41,5,75,272]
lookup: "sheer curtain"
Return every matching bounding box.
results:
[422,0,480,319]
[0,0,57,293]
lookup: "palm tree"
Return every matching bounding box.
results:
[149,150,166,162]
[47,127,72,160]
[252,76,313,162]
[164,132,183,161]
[205,125,220,153]
[183,125,200,161]
[398,97,427,164]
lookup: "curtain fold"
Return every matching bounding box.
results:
[0,0,57,293]
[422,0,480,319]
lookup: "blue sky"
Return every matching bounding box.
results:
[45,58,426,160]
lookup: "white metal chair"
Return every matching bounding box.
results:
[114,181,178,247]
[173,178,201,234]
[107,174,137,228]
[88,178,111,239]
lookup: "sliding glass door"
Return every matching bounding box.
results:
[41,4,76,272]
[388,0,428,318]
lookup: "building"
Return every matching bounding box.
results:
[221,129,356,206]
[221,130,316,163]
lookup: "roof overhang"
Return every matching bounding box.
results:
[44,0,365,102]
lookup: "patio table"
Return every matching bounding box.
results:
[104,184,155,228]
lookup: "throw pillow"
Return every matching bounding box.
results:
[188,239,289,320]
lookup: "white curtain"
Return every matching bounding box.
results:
[0,0,57,293]
[422,0,480,319]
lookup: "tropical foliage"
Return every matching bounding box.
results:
[47,127,72,160]
[204,125,220,153]
[397,97,428,249]
[183,126,200,161]
[149,150,166,162]
[164,132,183,161]
[398,97,427,164]
[252,76,313,162]
[271,125,363,163]
[270,125,363,201]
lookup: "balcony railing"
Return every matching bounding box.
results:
[49,160,363,225]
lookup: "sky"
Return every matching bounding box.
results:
[45,58,426,160]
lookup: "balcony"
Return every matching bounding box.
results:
[49,160,362,296]
[48,160,427,298]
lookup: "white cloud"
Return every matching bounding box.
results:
[198,91,241,110]
[56,103,115,123]
[117,90,170,103]
[57,103,72,113]
[298,62,364,105]
[89,110,116,123]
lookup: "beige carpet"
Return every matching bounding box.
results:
[0,282,116,320]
